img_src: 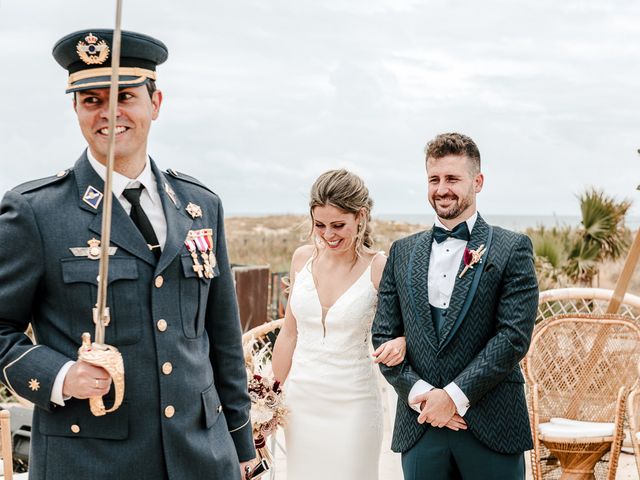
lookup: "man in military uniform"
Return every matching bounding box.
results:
[0,29,255,479]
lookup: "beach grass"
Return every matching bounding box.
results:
[225,215,640,293]
[225,215,427,272]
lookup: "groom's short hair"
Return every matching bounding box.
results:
[425,132,481,175]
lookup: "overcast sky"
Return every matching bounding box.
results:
[1,0,639,219]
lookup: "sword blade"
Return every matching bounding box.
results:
[95,0,124,345]
[607,228,640,314]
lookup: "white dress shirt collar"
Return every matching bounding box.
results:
[86,149,159,205]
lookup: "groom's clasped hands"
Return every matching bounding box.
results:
[412,389,468,431]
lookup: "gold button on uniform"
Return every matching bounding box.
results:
[164,405,175,418]
[162,362,173,375]
[157,319,167,332]
[71,424,80,434]
[155,276,164,288]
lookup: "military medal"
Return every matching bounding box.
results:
[202,228,217,269]
[184,238,204,278]
[194,234,214,278]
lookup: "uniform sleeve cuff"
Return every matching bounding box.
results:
[229,417,257,462]
[408,379,434,413]
[51,360,75,406]
[444,382,470,416]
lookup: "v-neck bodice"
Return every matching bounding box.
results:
[289,255,379,357]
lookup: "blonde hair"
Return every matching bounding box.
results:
[308,169,374,260]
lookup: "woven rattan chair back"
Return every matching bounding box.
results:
[537,288,640,324]
[524,313,640,480]
[628,388,640,478]
[525,314,640,423]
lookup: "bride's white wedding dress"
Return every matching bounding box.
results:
[284,255,383,480]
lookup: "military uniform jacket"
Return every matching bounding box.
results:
[0,152,255,479]
[372,214,539,454]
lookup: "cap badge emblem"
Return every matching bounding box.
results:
[76,32,110,65]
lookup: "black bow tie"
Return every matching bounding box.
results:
[432,222,470,244]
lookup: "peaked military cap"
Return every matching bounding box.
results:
[52,29,168,94]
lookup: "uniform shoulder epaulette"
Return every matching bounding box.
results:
[13,169,72,194]
[164,169,216,196]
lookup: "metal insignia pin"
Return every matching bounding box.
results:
[69,238,117,259]
[164,182,178,206]
[186,202,202,218]
[83,186,104,209]
[87,238,102,260]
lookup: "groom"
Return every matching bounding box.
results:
[372,132,538,479]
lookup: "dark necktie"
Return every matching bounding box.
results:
[122,186,161,259]
[432,221,470,244]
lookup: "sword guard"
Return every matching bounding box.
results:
[78,332,125,416]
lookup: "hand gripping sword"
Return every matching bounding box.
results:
[77,0,126,417]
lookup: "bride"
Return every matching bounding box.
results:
[272,169,406,480]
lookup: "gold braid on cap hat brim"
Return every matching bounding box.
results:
[68,67,157,90]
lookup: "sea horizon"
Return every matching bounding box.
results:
[226,212,640,232]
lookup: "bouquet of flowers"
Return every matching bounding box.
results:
[244,342,287,479]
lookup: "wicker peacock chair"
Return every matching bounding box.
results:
[531,288,640,479]
[523,313,640,480]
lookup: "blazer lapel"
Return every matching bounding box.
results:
[437,214,490,349]
[73,152,156,266]
[153,163,193,275]
[408,230,438,350]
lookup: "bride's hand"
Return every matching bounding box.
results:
[372,336,406,366]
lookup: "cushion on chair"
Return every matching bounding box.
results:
[539,418,615,439]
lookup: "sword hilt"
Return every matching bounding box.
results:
[78,332,125,416]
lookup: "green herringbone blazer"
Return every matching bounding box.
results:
[372,214,538,454]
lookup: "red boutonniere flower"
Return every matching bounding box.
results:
[459,244,487,278]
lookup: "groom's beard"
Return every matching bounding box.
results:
[430,189,474,220]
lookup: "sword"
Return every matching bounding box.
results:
[77,0,126,417]
[606,181,640,313]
